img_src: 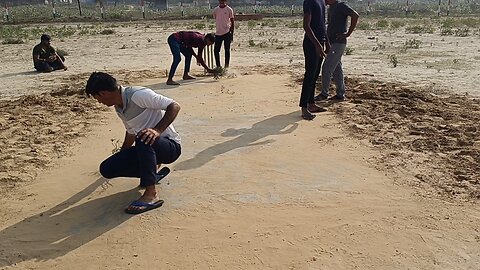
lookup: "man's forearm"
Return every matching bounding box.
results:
[153,102,181,133]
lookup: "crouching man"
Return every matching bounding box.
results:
[85,72,182,214]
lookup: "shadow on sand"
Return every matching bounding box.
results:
[0,177,140,267]
[175,111,300,171]
[0,71,38,78]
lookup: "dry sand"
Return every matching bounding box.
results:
[0,19,479,269]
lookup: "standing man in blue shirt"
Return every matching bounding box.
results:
[316,0,359,101]
[300,0,329,120]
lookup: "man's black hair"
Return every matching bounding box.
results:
[205,33,215,43]
[41,34,51,41]
[85,72,118,96]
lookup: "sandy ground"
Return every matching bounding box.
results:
[0,19,480,269]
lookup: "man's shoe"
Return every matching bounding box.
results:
[329,95,346,101]
[314,94,329,101]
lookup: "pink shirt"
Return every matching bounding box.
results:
[213,5,234,36]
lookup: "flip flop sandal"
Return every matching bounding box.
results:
[125,200,164,214]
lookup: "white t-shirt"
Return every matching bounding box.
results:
[115,86,181,144]
[213,5,234,36]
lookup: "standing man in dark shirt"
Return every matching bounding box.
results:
[316,0,358,101]
[300,0,329,120]
[32,34,67,72]
[166,31,215,85]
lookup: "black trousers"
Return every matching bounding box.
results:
[99,137,181,187]
[214,32,232,68]
[299,37,324,107]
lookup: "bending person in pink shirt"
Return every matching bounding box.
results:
[166,31,215,85]
[213,0,234,68]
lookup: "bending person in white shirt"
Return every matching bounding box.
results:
[86,72,182,214]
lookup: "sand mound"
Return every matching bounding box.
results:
[327,77,480,200]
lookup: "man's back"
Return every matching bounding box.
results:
[303,0,327,41]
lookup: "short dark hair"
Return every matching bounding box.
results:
[205,33,215,43]
[85,72,118,96]
[41,34,51,41]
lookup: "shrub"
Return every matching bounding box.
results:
[405,25,434,34]
[2,38,24,44]
[345,47,354,55]
[404,38,421,49]
[376,19,389,29]
[100,29,115,35]
[389,54,398,67]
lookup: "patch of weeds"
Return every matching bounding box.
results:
[1,38,24,44]
[357,22,371,30]
[247,20,258,31]
[389,54,398,67]
[276,45,285,50]
[248,39,256,47]
[345,47,354,55]
[258,41,268,48]
[405,25,434,34]
[404,38,421,49]
[287,20,302,28]
[390,20,406,29]
[193,22,206,30]
[440,27,454,36]
[287,41,295,46]
[261,19,278,27]
[100,29,115,35]
[455,28,470,37]
[111,139,121,154]
[375,19,389,29]
[212,66,226,80]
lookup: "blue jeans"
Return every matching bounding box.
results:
[168,34,193,80]
[321,43,346,98]
[299,37,324,107]
[99,136,181,187]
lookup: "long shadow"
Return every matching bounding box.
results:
[146,76,217,90]
[175,111,300,171]
[0,177,139,267]
[0,71,38,78]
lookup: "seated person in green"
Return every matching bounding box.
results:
[32,34,67,72]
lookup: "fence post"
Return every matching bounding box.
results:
[405,0,409,16]
[181,1,184,17]
[4,3,9,22]
[447,0,451,16]
[141,0,145,19]
[254,0,257,14]
[366,0,370,15]
[77,0,82,16]
[437,0,441,16]
[100,2,104,19]
[52,0,56,19]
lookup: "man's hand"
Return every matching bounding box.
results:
[47,55,57,62]
[315,44,326,58]
[137,128,160,145]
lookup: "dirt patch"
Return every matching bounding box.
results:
[0,69,166,196]
[319,77,480,200]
